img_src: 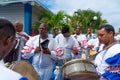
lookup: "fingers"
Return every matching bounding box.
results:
[42,49,51,55]
[35,47,41,53]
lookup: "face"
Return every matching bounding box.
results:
[14,23,23,32]
[75,27,81,35]
[97,28,112,45]
[38,24,48,37]
[63,32,70,38]
[53,29,59,36]
[87,28,91,34]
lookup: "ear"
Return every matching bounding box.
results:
[3,36,13,46]
[109,31,114,36]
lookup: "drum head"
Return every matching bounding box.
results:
[9,61,39,80]
[62,59,94,68]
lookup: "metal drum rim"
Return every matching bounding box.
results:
[62,59,95,69]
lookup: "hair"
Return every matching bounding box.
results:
[98,24,115,35]
[14,21,23,27]
[0,19,16,40]
[40,23,49,30]
[61,25,70,34]
[76,25,81,29]
[53,27,59,31]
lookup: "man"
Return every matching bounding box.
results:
[54,25,80,60]
[4,21,30,63]
[14,21,29,40]
[72,26,87,47]
[72,26,88,58]
[86,28,96,41]
[94,24,120,80]
[21,23,56,80]
[73,26,87,41]
[0,18,27,80]
[53,25,80,80]
[14,21,30,61]
[52,27,59,38]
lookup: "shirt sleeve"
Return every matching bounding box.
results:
[21,37,35,59]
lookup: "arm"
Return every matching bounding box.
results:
[21,37,36,59]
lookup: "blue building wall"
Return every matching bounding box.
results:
[24,3,32,35]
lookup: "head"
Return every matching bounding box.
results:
[52,27,59,38]
[38,23,48,38]
[75,26,81,35]
[0,19,16,60]
[61,25,70,38]
[87,28,92,34]
[97,24,115,46]
[14,21,23,32]
[53,28,59,35]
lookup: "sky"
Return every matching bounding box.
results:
[38,0,120,32]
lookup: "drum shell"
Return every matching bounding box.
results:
[9,61,39,80]
[62,59,100,80]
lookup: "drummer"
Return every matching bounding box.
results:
[0,18,28,80]
[4,21,30,63]
[94,24,120,80]
[53,25,80,80]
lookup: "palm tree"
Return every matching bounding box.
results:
[33,11,66,33]
[33,9,107,34]
[71,9,107,33]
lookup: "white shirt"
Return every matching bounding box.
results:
[94,44,120,74]
[0,60,23,80]
[87,38,99,50]
[72,34,87,41]
[54,34,80,60]
[21,34,56,80]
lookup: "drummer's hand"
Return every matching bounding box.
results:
[35,46,41,53]
[72,47,78,55]
[87,45,94,49]
[42,48,51,55]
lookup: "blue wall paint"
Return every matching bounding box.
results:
[24,3,32,35]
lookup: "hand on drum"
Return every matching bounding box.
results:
[87,45,94,49]
[72,47,78,55]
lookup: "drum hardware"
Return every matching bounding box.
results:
[81,49,87,60]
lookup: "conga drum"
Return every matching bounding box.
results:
[9,60,39,80]
[62,59,100,80]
